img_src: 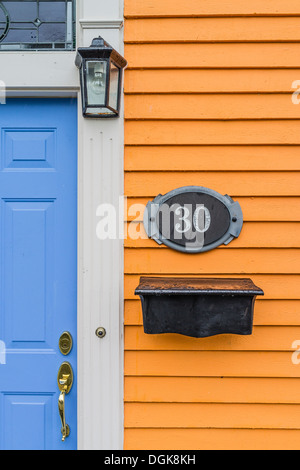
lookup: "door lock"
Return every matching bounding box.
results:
[59,331,73,356]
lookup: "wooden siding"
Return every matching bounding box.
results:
[124,0,300,450]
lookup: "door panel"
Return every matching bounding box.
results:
[0,99,77,450]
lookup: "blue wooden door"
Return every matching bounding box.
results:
[0,99,77,450]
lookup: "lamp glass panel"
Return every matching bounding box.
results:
[108,62,120,112]
[86,60,107,106]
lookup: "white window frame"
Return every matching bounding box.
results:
[0,0,125,450]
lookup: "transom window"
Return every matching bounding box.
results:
[0,1,75,50]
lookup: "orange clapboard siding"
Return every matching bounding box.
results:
[124,351,298,377]
[124,299,300,326]
[124,325,299,351]
[124,222,300,248]
[125,0,300,18]
[125,121,300,146]
[124,351,298,378]
[124,377,300,403]
[124,429,300,451]
[125,248,300,274]
[124,0,300,450]
[125,403,300,429]
[125,18,300,43]
[125,44,300,68]
[125,70,300,94]
[124,275,300,300]
[125,147,300,171]
[125,171,300,196]
[125,94,300,120]
[125,197,300,222]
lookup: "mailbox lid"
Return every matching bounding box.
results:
[135,276,264,296]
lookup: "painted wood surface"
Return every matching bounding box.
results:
[123,0,300,450]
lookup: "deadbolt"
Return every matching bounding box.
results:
[59,332,73,356]
[95,327,106,339]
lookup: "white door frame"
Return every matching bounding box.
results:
[76,0,125,451]
[0,0,125,450]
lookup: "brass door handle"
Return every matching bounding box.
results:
[57,362,73,442]
[58,386,69,441]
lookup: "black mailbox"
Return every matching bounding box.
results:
[135,277,264,338]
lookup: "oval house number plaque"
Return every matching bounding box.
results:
[144,186,243,253]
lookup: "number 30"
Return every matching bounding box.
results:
[174,205,211,234]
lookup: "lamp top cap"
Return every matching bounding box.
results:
[91,37,105,46]
[90,36,110,49]
[75,36,127,69]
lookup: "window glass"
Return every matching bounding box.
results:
[0,1,75,50]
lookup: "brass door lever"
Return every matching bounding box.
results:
[57,362,73,442]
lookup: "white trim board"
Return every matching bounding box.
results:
[5,88,78,98]
[76,0,125,452]
[79,19,124,29]
[0,52,78,90]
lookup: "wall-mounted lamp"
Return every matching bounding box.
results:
[75,36,127,118]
